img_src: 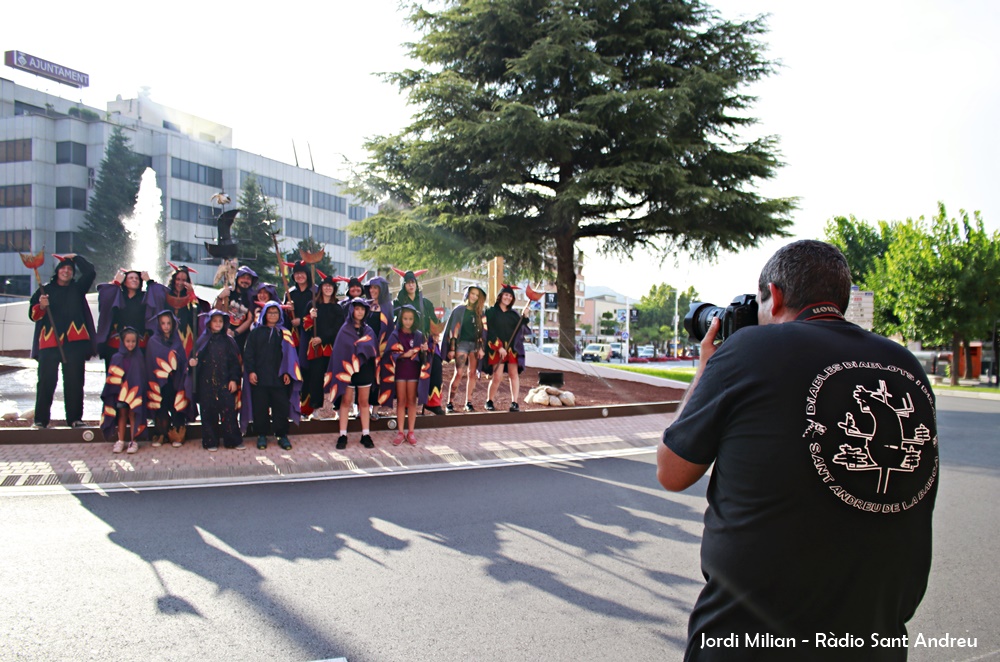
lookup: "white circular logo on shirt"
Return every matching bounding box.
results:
[802,361,938,514]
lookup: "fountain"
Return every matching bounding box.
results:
[121,167,165,281]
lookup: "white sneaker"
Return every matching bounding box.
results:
[126,441,138,454]
[112,440,125,453]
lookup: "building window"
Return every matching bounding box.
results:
[0,185,31,208]
[171,199,222,227]
[313,190,346,214]
[13,101,44,116]
[172,158,223,188]
[240,171,283,199]
[287,183,310,206]
[348,265,365,278]
[0,275,31,296]
[285,218,309,239]
[170,240,215,264]
[56,232,75,253]
[0,139,32,163]
[348,235,366,252]
[330,262,345,277]
[312,224,345,246]
[56,187,88,211]
[56,141,87,166]
[0,230,31,253]
[136,153,153,170]
[348,205,368,220]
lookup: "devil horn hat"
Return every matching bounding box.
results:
[167,261,198,275]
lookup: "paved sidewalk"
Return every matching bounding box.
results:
[0,412,676,494]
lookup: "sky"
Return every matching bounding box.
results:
[5,0,999,305]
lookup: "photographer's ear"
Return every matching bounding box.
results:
[758,282,786,326]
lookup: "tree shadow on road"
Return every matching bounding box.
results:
[74,454,707,660]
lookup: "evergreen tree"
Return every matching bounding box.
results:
[351,0,794,356]
[76,126,145,281]
[234,173,281,288]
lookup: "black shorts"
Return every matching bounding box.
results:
[350,357,376,387]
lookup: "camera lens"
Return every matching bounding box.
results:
[684,303,724,342]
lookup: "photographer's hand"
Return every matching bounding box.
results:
[656,315,718,493]
[698,316,721,367]
[675,316,720,418]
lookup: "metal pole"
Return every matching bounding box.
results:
[624,296,630,363]
[538,292,545,349]
[674,287,680,358]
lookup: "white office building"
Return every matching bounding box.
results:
[1,77,376,295]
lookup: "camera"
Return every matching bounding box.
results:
[684,294,758,342]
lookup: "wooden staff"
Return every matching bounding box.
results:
[299,247,326,287]
[270,231,291,296]
[505,284,544,348]
[20,249,67,363]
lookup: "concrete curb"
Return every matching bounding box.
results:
[0,402,676,445]
[0,411,675,495]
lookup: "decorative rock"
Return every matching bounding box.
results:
[532,391,551,405]
[558,391,576,407]
[22,409,34,421]
[544,386,563,395]
[548,395,563,407]
[2,411,18,421]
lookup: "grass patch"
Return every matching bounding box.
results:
[606,364,697,383]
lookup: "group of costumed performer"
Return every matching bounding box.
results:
[96,262,211,450]
[378,304,432,445]
[28,253,98,429]
[483,284,532,412]
[325,297,379,449]
[443,284,487,412]
[242,300,302,451]
[391,268,446,415]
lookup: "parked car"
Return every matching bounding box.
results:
[581,343,612,362]
[540,344,558,355]
[609,342,623,359]
[638,347,655,359]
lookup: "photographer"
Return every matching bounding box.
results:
[658,240,938,661]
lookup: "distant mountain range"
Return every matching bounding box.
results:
[584,285,629,302]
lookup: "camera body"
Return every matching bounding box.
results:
[684,294,758,342]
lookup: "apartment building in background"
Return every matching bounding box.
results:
[1,76,375,297]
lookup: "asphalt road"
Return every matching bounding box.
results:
[1,395,997,662]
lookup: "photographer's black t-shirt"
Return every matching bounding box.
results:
[663,319,938,661]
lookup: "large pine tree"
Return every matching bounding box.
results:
[76,126,145,281]
[352,0,795,356]
[233,173,281,288]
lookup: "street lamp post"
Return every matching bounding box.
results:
[673,287,680,358]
